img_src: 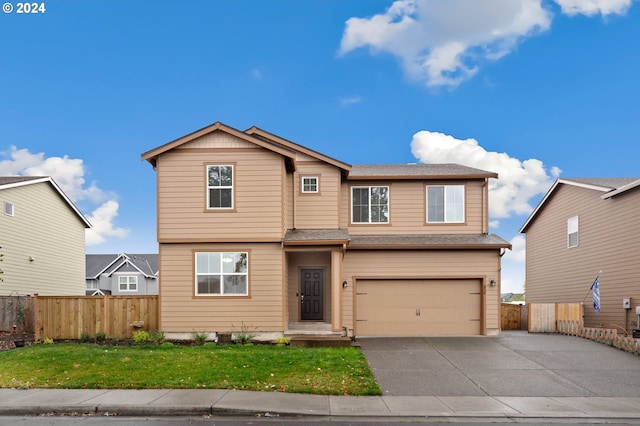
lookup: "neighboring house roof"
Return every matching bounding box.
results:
[519,177,640,233]
[86,253,158,279]
[348,233,511,249]
[0,176,91,228]
[348,164,497,180]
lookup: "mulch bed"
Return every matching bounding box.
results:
[0,331,35,352]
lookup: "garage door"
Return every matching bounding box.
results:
[356,279,482,336]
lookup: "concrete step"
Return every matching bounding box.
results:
[289,336,353,348]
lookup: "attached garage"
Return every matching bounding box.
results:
[356,279,482,336]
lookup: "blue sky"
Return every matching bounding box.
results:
[1,0,638,294]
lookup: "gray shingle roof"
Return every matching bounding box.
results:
[349,233,511,249]
[560,178,639,190]
[283,229,350,243]
[348,164,496,179]
[86,253,158,279]
[0,176,47,186]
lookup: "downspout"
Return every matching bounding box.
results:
[482,179,488,234]
[292,171,297,230]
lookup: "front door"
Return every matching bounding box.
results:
[301,269,323,321]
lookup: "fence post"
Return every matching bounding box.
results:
[33,294,40,342]
[102,294,109,337]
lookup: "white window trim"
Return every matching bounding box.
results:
[567,215,579,248]
[118,275,138,292]
[206,165,234,210]
[195,251,249,296]
[4,202,14,217]
[86,280,98,290]
[301,176,319,193]
[351,186,390,224]
[426,185,465,223]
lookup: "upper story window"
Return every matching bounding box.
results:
[567,216,579,248]
[302,176,318,193]
[118,275,138,292]
[426,185,465,223]
[195,252,248,296]
[86,280,98,290]
[351,186,389,224]
[4,202,14,217]
[207,165,234,209]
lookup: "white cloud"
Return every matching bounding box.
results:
[504,235,527,263]
[0,146,129,247]
[339,0,552,88]
[553,0,633,16]
[339,0,633,88]
[340,96,363,106]
[410,130,561,220]
[85,200,129,245]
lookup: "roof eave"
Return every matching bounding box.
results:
[601,178,640,199]
[347,173,497,181]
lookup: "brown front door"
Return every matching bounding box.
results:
[301,269,323,321]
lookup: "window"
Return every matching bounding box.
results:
[351,186,389,223]
[4,202,14,217]
[302,176,318,193]
[118,275,138,292]
[195,252,248,296]
[207,165,233,209]
[427,185,465,223]
[86,280,98,290]
[567,216,579,248]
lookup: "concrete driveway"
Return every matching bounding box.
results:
[358,331,640,397]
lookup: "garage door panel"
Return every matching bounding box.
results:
[356,279,481,336]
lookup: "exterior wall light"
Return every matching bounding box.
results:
[342,281,348,288]
[489,279,497,287]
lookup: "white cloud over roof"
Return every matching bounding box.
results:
[0,146,128,247]
[410,130,561,220]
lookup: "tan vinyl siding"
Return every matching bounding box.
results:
[159,242,284,332]
[342,249,501,335]
[156,136,284,241]
[525,185,640,332]
[340,180,485,234]
[294,162,341,229]
[0,183,86,296]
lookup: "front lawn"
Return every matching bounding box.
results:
[0,343,381,395]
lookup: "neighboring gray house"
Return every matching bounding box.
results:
[86,253,158,295]
[0,176,91,296]
[520,177,640,333]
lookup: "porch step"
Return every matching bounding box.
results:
[289,336,353,348]
[286,322,332,331]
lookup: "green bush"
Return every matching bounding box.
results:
[232,322,256,345]
[79,332,90,343]
[191,331,208,345]
[150,330,165,344]
[95,332,106,342]
[133,330,151,343]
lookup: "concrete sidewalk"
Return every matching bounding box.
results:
[2,388,640,421]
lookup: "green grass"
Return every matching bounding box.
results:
[0,344,381,396]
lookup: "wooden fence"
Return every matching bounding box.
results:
[0,295,35,334]
[34,295,158,340]
[528,302,583,333]
[501,303,527,330]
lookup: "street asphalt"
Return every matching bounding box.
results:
[1,331,640,421]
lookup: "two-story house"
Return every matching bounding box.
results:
[141,122,511,338]
[520,178,640,333]
[0,176,91,296]
[86,253,159,295]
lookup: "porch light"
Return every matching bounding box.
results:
[489,279,497,287]
[342,281,348,288]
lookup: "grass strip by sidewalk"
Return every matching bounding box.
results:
[0,343,381,396]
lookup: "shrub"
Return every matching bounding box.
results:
[95,332,106,342]
[232,322,256,345]
[191,331,208,346]
[43,337,54,345]
[150,330,165,344]
[274,336,290,346]
[133,330,151,343]
[79,332,90,343]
